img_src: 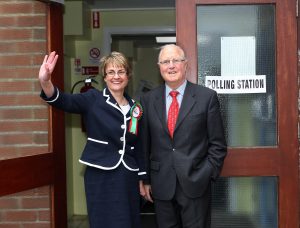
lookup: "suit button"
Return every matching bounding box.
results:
[118,150,123,154]
[173,148,176,152]
[121,125,125,129]
[120,137,124,141]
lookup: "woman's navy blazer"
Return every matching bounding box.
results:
[41,87,147,180]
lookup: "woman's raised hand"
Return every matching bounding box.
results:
[38,51,58,97]
[39,51,59,83]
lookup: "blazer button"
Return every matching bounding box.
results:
[121,125,125,129]
[118,150,124,154]
[173,148,176,152]
[120,137,124,141]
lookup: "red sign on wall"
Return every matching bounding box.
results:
[92,11,100,28]
[82,66,99,75]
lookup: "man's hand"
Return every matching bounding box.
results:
[139,182,153,203]
[144,184,153,203]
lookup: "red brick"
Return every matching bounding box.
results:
[38,210,50,221]
[34,107,49,119]
[17,15,46,27]
[0,16,18,27]
[0,81,34,93]
[0,2,35,14]
[0,29,32,40]
[0,133,48,145]
[33,29,46,40]
[2,210,37,222]
[0,108,48,120]
[0,56,37,67]
[33,186,51,196]
[0,41,46,54]
[33,2,47,14]
[0,146,49,160]
[0,120,48,132]
[0,108,48,121]
[0,109,32,120]
[0,198,19,209]
[0,67,41,79]
[21,197,50,209]
[0,149,20,160]
[0,224,21,228]
[12,187,50,198]
[22,223,50,228]
[33,133,49,144]
[0,94,44,106]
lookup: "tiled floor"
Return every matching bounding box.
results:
[68,214,157,228]
[68,201,157,228]
[68,215,89,228]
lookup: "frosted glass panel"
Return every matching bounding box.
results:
[197,5,276,147]
[212,177,278,228]
[140,177,278,228]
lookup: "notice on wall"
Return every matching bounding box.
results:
[89,47,101,64]
[206,36,267,93]
[205,75,266,94]
[82,66,99,75]
[221,36,256,76]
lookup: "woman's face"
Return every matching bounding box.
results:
[104,63,129,93]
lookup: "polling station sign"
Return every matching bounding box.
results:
[205,75,266,94]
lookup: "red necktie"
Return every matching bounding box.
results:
[167,91,179,138]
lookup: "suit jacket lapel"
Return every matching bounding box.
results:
[153,85,169,134]
[175,82,196,131]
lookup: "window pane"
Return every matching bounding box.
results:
[197,5,277,147]
[212,177,278,228]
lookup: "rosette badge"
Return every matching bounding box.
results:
[128,102,143,135]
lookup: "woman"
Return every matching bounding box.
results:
[39,51,147,228]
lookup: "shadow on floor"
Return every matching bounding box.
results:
[68,214,157,228]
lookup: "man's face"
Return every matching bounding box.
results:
[158,46,187,89]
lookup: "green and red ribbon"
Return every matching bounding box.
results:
[128,102,143,135]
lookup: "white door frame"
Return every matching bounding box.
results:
[102,26,176,56]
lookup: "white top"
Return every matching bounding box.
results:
[120,104,130,115]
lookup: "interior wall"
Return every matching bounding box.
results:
[63,1,175,216]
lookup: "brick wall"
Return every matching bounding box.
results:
[0,187,51,228]
[0,0,51,227]
[0,0,48,159]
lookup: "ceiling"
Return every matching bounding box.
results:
[85,0,175,10]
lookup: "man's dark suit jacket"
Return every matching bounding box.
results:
[140,81,227,200]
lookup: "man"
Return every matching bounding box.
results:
[140,44,227,228]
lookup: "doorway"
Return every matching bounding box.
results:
[67,33,176,228]
[111,34,176,228]
[111,34,173,99]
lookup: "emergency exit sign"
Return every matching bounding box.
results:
[82,66,99,75]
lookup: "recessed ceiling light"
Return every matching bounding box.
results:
[155,36,176,43]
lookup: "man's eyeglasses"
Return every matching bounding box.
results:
[105,70,127,77]
[158,58,186,66]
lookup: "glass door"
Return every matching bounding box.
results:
[176,0,299,227]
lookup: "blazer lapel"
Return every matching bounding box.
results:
[175,82,196,131]
[103,88,131,116]
[153,85,169,134]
